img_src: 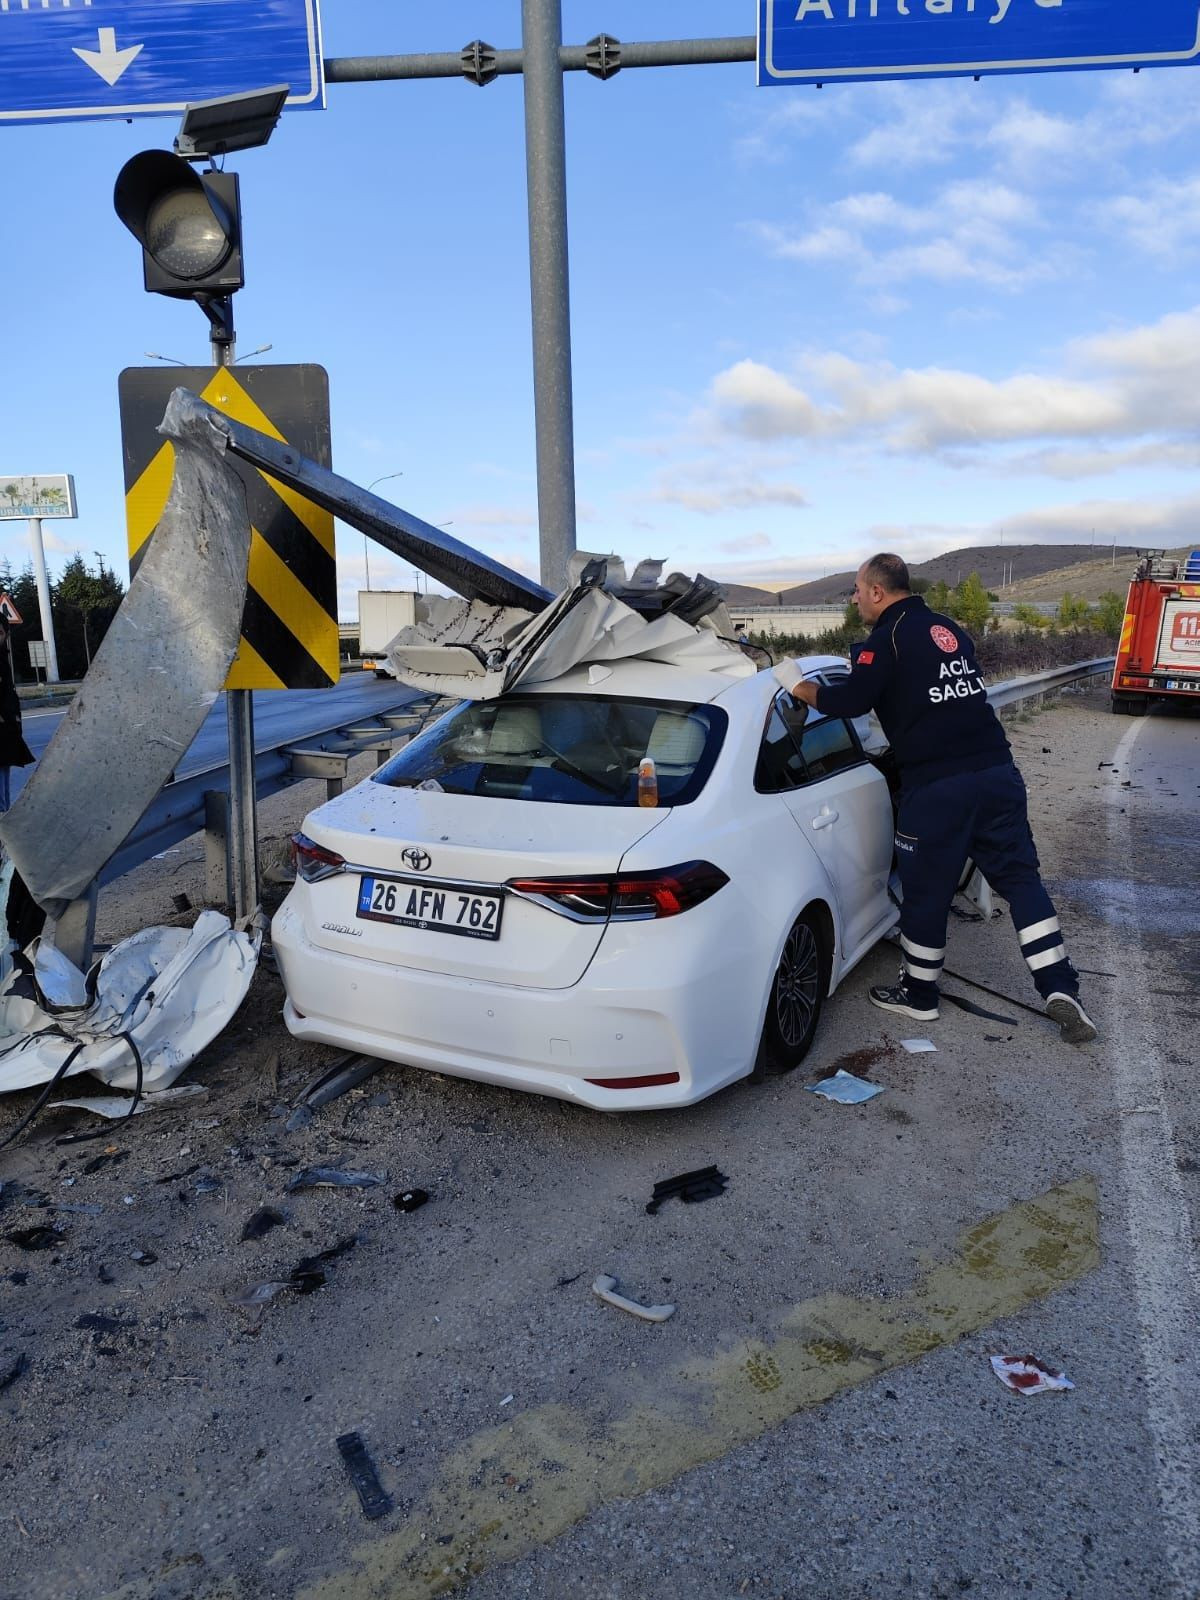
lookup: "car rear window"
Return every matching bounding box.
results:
[372,694,727,807]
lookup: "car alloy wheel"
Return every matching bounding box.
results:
[753,909,829,1078]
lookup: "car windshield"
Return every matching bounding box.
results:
[373,694,727,807]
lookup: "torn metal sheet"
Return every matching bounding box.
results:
[0,393,252,912]
[383,555,755,702]
[47,1085,209,1120]
[0,911,258,1096]
[166,388,552,612]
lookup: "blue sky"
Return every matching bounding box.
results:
[5,1,1200,614]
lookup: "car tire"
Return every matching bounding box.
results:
[752,909,830,1079]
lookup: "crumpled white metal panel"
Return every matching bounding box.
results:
[0,911,259,1095]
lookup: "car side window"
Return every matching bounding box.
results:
[798,715,864,782]
[754,702,807,793]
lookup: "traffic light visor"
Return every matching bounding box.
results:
[114,150,242,297]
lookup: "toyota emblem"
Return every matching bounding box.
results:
[401,846,432,872]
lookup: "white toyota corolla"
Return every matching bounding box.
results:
[272,653,899,1110]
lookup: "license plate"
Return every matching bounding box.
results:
[356,876,503,940]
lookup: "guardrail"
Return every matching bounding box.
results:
[985,656,1114,713]
[98,655,1116,890]
[100,689,453,888]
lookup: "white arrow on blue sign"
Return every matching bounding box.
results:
[758,0,1200,86]
[0,0,323,125]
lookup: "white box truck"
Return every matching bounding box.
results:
[358,590,418,677]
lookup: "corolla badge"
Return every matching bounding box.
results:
[401,846,433,872]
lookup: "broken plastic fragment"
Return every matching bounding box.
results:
[240,1206,286,1242]
[592,1273,676,1323]
[393,1189,429,1213]
[336,1431,394,1521]
[645,1165,728,1215]
[286,1167,386,1192]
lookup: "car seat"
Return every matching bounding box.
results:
[486,704,544,760]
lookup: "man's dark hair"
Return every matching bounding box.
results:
[861,553,910,594]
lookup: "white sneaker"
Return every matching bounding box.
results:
[1045,993,1098,1044]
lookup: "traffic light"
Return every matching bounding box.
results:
[114,151,244,300]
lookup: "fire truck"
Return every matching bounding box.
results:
[1111,549,1200,714]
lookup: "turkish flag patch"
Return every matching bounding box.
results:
[857,650,875,665]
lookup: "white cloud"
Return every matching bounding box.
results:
[651,475,810,515]
[706,306,1200,457]
[760,177,1058,291]
[717,532,775,556]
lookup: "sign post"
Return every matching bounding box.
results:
[758,0,1200,86]
[0,0,324,127]
[0,475,76,684]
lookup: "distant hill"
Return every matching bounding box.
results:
[721,544,1144,606]
[1003,547,1188,603]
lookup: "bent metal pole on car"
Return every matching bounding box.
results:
[158,388,555,614]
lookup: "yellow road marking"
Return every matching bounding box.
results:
[302,1178,1099,1600]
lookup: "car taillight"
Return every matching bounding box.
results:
[506,860,728,923]
[290,832,346,883]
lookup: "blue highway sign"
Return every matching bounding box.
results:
[1,0,323,126]
[759,0,1200,86]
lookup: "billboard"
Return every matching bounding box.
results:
[0,475,77,520]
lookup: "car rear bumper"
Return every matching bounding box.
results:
[272,897,753,1111]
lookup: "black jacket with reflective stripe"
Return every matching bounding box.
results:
[813,595,1010,784]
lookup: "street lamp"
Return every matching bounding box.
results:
[363,472,404,591]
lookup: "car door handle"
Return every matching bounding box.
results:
[811,809,839,830]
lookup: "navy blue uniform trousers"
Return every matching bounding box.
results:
[893,761,1078,1009]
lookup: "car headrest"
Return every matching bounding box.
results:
[646,712,706,768]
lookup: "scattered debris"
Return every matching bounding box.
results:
[286,1054,382,1132]
[900,1039,938,1054]
[194,1176,221,1196]
[990,1354,1074,1394]
[806,1070,885,1105]
[82,1149,130,1175]
[498,1394,514,1407]
[0,1352,29,1393]
[286,1167,386,1193]
[48,1086,209,1121]
[232,1235,359,1309]
[4,1225,65,1251]
[645,1165,728,1215]
[592,1273,676,1323]
[336,1431,393,1521]
[129,1249,157,1265]
[983,1035,1014,1043]
[393,1189,429,1214]
[241,1206,286,1242]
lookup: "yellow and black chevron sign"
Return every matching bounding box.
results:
[118,364,337,691]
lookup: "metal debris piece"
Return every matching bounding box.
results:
[645,1165,728,1215]
[286,1167,386,1193]
[48,1086,209,1120]
[0,391,252,911]
[233,1235,359,1309]
[592,1273,676,1323]
[336,1431,394,1521]
[240,1206,286,1242]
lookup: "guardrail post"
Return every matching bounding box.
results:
[47,880,99,973]
[205,790,233,907]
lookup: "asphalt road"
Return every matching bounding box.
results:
[2,686,1197,1600]
[14,671,416,800]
